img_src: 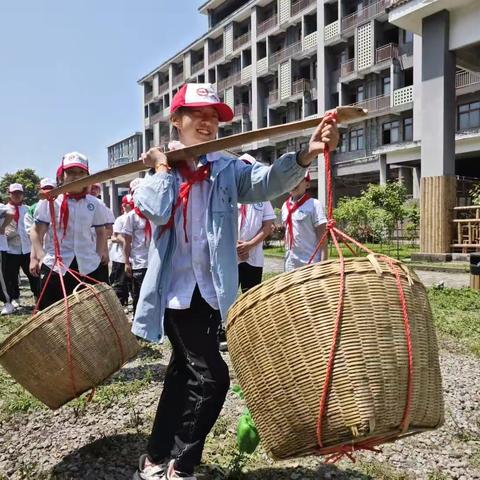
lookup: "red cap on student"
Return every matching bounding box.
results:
[170,83,234,122]
[62,152,89,172]
[121,194,134,206]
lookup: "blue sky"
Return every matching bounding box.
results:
[0,0,207,178]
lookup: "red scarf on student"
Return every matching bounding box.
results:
[59,192,87,239]
[239,204,247,230]
[134,207,152,244]
[284,193,311,249]
[8,201,22,224]
[160,161,211,242]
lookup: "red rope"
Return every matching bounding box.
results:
[33,196,127,401]
[308,112,414,462]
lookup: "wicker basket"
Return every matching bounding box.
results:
[227,255,444,459]
[0,283,140,409]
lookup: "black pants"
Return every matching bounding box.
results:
[38,258,109,311]
[1,252,40,302]
[147,287,230,474]
[238,262,263,293]
[110,261,131,306]
[132,268,147,315]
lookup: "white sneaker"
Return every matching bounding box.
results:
[164,460,197,480]
[11,299,20,309]
[1,302,15,315]
[133,454,166,480]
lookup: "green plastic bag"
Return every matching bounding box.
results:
[237,410,260,454]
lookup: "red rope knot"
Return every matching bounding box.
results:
[326,219,336,230]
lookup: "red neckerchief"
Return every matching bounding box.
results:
[59,191,87,239]
[134,207,152,244]
[160,160,211,242]
[284,193,311,249]
[8,201,22,224]
[239,204,247,230]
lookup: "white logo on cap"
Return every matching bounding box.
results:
[185,83,220,104]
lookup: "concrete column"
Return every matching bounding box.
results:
[316,0,326,114]
[251,7,259,131]
[379,155,387,185]
[109,180,119,217]
[101,183,110,207]
[413,34,422,141]
[412,166,421,199]
[421,10,456,177]
[420,11,456,256]
[398,167,413,196]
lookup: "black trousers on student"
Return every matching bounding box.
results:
[38,258,109,311]
[131,268,147,315]
[147,286,230,474]
[238,262,263,293]
[1,252,40,302]
[109,261,131,306]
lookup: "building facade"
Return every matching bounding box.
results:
[103,133,144,215]
[138,0,480,209]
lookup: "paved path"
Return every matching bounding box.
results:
[263,256,470,288]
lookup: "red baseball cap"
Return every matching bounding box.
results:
[170,83,233,122]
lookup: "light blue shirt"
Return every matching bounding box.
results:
[132,150,307,342]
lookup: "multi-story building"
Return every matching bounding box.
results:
[102,133,144,215]
[138,0,480,212]
[107,132,143,169]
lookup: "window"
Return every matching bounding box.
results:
[404,117,413,141]
[382,121,400,144]
[350,128,364,151]
[356,85,364,102]
[382,76,391,96]
[458,102,480,130]
[340,132,348,153]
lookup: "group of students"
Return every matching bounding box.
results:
[1,82,338,480]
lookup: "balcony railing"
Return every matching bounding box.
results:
[340,59,355,77]
[292,79,310,95]
[303,31,317,51]
[291,0,316,17]
[349,93,391,113]
[144,90,153,103]
[172,73,184,86]
[257,15,277,35]
[257,57,268,76]
[234,103,251,117]
[456,70,480,89]
[269,89,279,104]
[209,48,223,64]
[151,111,166,124]
[393,85,413,106]
[159,81,169,93]
[233,31,250,51]
[216,71,241,91]
[270,41,302,67]
[342,0,386,31]
[324,20,340,42]
[191,60,204,74]
[376,43,398,63]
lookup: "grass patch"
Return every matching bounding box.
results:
[428,287,480,356]
[264,243,419,261]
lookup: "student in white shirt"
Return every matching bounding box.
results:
[109,194,134,307]
[281,171,328,272]
[24,178,56,236]
[236,154,276,292]
[29,152,109,310]
[121,180,151,315]
[0,203,14,315]
[2,183,40,310]
[89,182,115,281]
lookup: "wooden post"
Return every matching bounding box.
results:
[420,176,456,254]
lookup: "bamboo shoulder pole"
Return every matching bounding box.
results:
[47,106,367,197]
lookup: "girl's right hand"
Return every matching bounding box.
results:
[140,148,170,171]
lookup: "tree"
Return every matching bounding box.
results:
[470,182,480,205]
[0,169,41,205]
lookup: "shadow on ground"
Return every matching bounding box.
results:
[51,433,148,479]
